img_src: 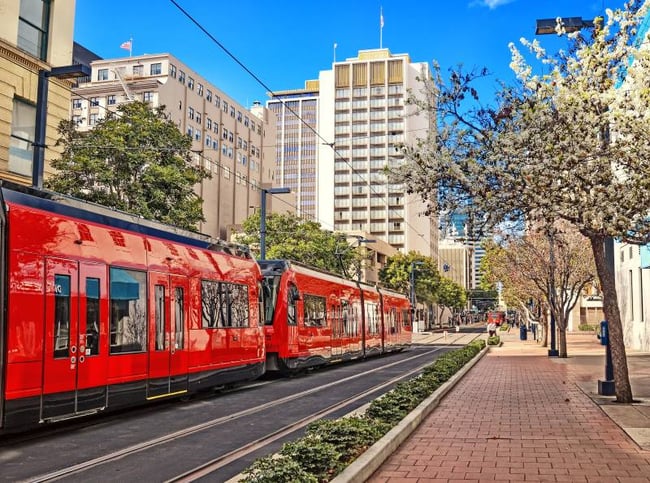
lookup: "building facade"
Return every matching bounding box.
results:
[318,49,435,258]
[71,53,278,240]
[267,81,319,220]
[1,0,77,185]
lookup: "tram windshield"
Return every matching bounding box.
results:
[262,275,280,325]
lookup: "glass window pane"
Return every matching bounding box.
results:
[85,278,100,356]
[109,268,147,354]
[155,285,165,350]
[174,287,184,349]
[54,274,71,358]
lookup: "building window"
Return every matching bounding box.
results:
[230,106,235,118]
[143,91,154,102]
[188,77,194,90]
[223,101,228,113]
[72,99,82,109]
[18,0,51,60]
[89,113,98,125]
[215,96,221,108]
[205,135,211,147]
[206,118,212,130]
[170,64,177,78]
[188,107,195,120]
[72,114,82,125]
[237,111,242,122]
[150,62,162,75]
[107,95,116,105]
[179,70,186,84]
[206,90,212,102]
[196,113,202,125]
[187,126,193,137]
[98,68,109,81]
[9,98,35,176]
[197,83,203,96]
[133,64,144,76]
[90,97,99,106]
[244,116,249,127]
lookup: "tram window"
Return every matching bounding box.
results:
[109,268,146,354]
[201,280,249,328]
[174,287,184,349]
[304,294,326,327]
[54,274,71,358]
[154,285,165,351]
[287,283,298,326]
[262,276,280,325]
[85,278,100,356]
[342,301,349,334]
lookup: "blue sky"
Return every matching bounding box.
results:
[74,1,624,109]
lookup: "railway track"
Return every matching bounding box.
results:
[6,331,482,482]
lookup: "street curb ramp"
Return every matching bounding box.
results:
[331,346,489,483]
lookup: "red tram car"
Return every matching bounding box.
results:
[0,182,265,432]
[259,260,412,373]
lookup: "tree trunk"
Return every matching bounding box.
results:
[589,235,633,403]
[558,326,568,358]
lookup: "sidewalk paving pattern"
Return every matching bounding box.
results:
[368,329,650,482]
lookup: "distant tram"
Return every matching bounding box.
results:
[259,260,412,373]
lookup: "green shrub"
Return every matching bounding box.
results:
[579,323,597,332]
[499,324,510,331]
[306,416,388,463]
[241,340,486,482]
[487,335,500,345]
[241,454,319,483]
[280,436,342,481]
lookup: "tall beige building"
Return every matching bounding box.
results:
[71,54,278,240]
[0,0,77,185]
[320,49,436,257]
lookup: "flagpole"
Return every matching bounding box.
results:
[380,7,383,49]
[129,37,133,57]
[333,42,337,63]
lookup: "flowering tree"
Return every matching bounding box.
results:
[392,1,650,402]
[481,224,596,356]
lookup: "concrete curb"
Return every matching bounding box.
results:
[331,346,489,483]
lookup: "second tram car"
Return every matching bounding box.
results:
[259,260,412,373]
[0,182,265,432]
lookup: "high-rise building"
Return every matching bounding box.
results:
[267,81,319,220]
[71,53,280,240]
[1,0,77,185]
[319,49,435,257]
[269,48,436,259]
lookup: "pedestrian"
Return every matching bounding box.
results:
[487,321,497,338]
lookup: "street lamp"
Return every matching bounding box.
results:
[33,64,91,189]
[535,17,595,35]
[409,261,424,309]
[346,235,376,358]
[259,187,290,260]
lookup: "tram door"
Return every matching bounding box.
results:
[42,259,108,420]
[147,273,189,399]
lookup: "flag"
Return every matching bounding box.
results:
[120,40,132,51]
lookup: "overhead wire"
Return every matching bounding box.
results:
[168,0,431,242]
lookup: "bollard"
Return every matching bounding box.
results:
[598,320,615,396]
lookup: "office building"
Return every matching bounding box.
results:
[71,53,279,240]
[320,49,435,257]
[1,0,77,185]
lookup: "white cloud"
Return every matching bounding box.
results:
[471,0,515,9]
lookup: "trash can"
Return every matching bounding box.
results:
[519,325,527,341]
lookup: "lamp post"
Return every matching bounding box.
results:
[410,261,424,330]
[535,16,595,35]
[347,235,375,358]
[259,187,290,260]
[33,64,91,189]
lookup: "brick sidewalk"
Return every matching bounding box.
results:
[369,342,650,482]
